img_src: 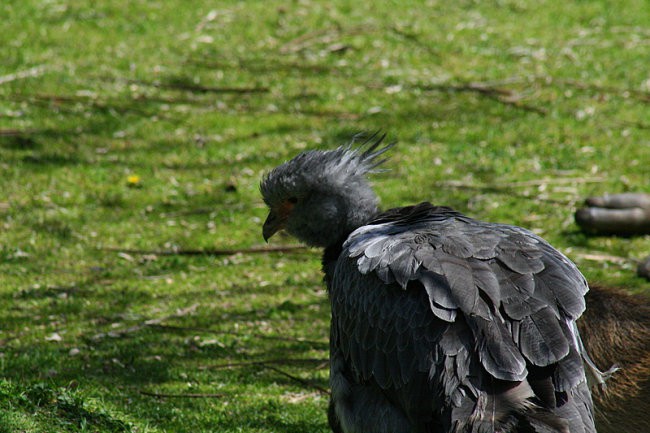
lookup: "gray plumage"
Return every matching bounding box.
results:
[260,134,609,433]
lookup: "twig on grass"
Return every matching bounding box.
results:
[552,78,650,102]
[0,128,39,136]
[575,253,639,266]
[617,120,650,130]
[203,358,328,371]
[101,76,269,94]
[91,304,200,340]
[389,26,440,57]
[279,24,373,54]
[200,358,330,395]
[159,207,215,217]
[7,93,168,119]
[416,82,548,115]
[186,57,333,74]
[262,364,331,395]
[280,26,340,53]
[140,390,225,399]
[436,176,605,189]
[0,66,47,85]
[436,177,607,206]
[100,245,312,256]
[149,324,327,347]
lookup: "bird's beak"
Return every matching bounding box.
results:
[263,210,285,242]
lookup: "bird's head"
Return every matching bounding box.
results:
[260,133,393,248]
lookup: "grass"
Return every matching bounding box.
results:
[1,0,649,431]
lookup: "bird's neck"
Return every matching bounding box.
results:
[338,191,380,240]
[322,237,345,287]
[321,206,380,287]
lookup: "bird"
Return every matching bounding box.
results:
[260,133,611,433]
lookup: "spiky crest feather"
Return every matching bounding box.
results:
[260,132,393,207]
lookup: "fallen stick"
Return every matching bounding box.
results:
[198,359,330,394]
[554,78,650,102]
[261,364,331,395]
[0,66,47,85]
[8,93,165,118]
[389,26,439,57]
[202,358,328,371]
[416,82,548,115]
[279,24,373,54]
[140,390,224,399]
[436,176,605,189]
[91,304,199,340]
[150,324,327,347]
[100,245,311,256]
[0,128,41,136]
[575,253,638,265]
[102,76,269,94]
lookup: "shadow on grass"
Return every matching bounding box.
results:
[22,153,82,165]
[187,55,336,77]
[1,263,331,430]
[0,134,42,150]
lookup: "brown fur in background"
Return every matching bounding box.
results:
[579,285,650,433]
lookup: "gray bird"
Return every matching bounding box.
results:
[261,133,609,433]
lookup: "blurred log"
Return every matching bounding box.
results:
[575,193,650,235]
[585,193,650,209]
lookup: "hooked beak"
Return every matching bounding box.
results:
[262,210,285,242]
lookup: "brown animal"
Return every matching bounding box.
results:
[580,284,650,433]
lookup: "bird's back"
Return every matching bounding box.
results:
[326,202,605,433]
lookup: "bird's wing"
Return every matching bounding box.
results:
[333,202,601,431]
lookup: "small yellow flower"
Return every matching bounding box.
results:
[127,174,142,187]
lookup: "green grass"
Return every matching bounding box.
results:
[1,0,649,431]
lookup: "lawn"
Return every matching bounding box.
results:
[1,1,649,432]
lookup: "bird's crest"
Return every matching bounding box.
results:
[260,132,394,205]
[335,131,395,175]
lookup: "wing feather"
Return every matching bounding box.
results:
[519,306,570,366]
[333,202,601,432]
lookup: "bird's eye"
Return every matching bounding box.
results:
[288,197,298,204]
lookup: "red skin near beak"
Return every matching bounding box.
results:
[263,201,294,242]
